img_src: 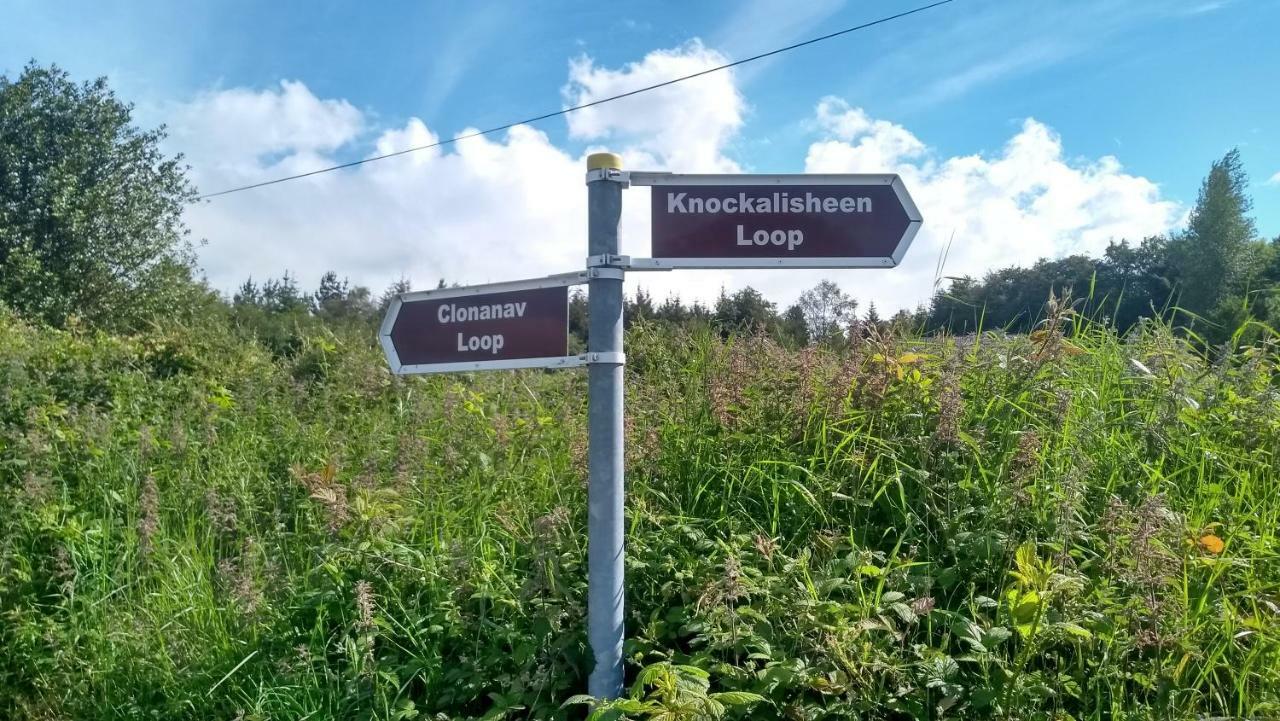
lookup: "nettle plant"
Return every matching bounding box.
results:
[566,662,765,721]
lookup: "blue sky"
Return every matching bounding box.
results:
[4,0,1279,308]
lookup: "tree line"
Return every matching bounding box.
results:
[3,62,1276,350]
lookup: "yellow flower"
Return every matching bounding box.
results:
[1198,534,1225,555]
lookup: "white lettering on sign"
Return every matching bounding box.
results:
[667,191,872,215]
[737,225,804,250]
[437,301,527,324]
[457,333,506,354]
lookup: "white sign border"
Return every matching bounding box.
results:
[381,272,588,375]
[629,172,922,269]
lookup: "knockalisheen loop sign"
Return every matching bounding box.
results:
[636,173,923,269]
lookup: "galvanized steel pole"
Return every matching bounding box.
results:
[585,152,626,699]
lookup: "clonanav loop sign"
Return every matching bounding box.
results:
[380,272,588,374]
[630,172,922,269]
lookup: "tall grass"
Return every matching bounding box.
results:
[1,306,1278,720]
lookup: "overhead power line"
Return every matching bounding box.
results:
[198,0,956,200]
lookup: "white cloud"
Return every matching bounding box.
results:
[170,80,364,175]
[563,41,744,173]
[172,44,1183,317]
[174,45,747,302]
[803,98,1183,311]
[1268,171,1280,186]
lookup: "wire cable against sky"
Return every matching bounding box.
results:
[197,0,956,200]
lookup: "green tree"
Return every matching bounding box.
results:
[864,301,883,329]
[569,288,588,347]
[1099,236,1173,329]
[777,303,809,347]
[378,276,412,313]
[0,63,198,328]
[713,287,776,337]
[626,287,655,328]
[1167,149,1258,317]
[927,276,982,333]
[796,279,857,344]
[312,271,374,323]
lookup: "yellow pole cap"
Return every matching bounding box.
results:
[586,152,623,171]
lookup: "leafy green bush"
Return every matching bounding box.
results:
[1,307,1278,720]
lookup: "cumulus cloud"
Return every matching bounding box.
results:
[171,45,1183,316]
[172,44,747,305]
[563,40,744,173]
[802,97,1183,311]
[170,80,364,176]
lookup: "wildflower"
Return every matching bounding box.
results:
[753,534,777,561]
[532,506,571,544]
[1053,389,1072,424]
[826,352,860,416]
[1197,534,1225,555]
[138,474,159,557]
[354,580,375,632]
[697,555,749,611]
[932,365,963,446]
[909,596,936,616]
[353,579,377,675]
[293,461,350,532]
[1007,430,1041,508]
[205,488,239,536]
[1103,493,1183,648]
[217,547,261,615]
[491,413,512,445]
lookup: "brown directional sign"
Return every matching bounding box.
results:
[380,274,584,374]
[633,173,922,268]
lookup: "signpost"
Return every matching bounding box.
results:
[380,273,587,374]
[381,155,922,701]
[634,172,921,268]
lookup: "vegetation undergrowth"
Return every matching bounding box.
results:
[2,303,1279,721]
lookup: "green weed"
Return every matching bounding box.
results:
[1,308,1279,719]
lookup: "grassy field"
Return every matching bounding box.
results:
[1,305,1278,720]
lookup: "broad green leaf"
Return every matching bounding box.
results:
[710,691,766,706]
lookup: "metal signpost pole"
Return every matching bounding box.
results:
[380,159,920,703]
[585,152,626,699]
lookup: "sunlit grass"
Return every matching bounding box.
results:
[1,306,1278,720]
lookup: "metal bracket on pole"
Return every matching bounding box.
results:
[582,351,626,365]
[586,254,629,269]
[586,254,673,272]
[584,168,630,186]
[587,265,626,280]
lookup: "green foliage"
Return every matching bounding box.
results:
[3,304,1280,720]
[1167,148,1258,315]
[313,271,377,326]
[0,63,199,330]
[925,149,1272,343]
[569,662,766,720]
[713,287,776,338]
[796,279,857,344]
